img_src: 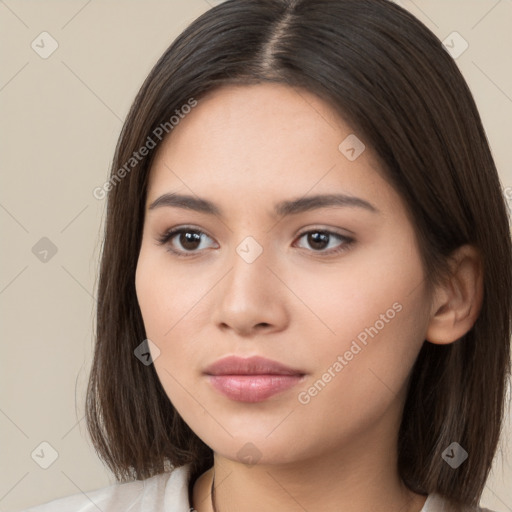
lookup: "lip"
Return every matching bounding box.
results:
[204,356,306,403]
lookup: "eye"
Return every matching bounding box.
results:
[157,227,217,257]
[294,229,354,255]
[156,226,354,258]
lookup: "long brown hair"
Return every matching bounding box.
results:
[85,0,512,507]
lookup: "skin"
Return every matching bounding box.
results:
[135,83,483,512]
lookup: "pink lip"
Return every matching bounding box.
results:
[204,356,305,403]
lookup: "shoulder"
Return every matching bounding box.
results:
[422,494,498,512]
[19,464,192,512]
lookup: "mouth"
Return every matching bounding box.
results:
[204,355,306,403]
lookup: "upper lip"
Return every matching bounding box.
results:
[204,355,304,376]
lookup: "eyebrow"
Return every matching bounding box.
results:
[147,192,379,217]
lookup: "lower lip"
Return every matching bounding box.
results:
[206,374,304,402]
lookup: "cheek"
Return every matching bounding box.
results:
[135,251,201,413]
[292,234,426,351]
[135,247,215,382]
[135,252,167,336]
[136,247,200,337]
[295,236,429,411]
[291,288,428,452]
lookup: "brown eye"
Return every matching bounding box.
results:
[176,230,202,251]
[157,227,217,257]
[306,232,330,250]
[295,230,354,255]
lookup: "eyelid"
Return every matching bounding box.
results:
[295,225,353,239]
[156,225,217,253]
[293,227,354,255]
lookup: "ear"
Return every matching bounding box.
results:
[425,244,484,345]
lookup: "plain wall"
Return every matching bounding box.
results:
[1,1,511,510]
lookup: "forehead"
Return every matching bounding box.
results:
[153,82,350,161]
[146,83,394,213]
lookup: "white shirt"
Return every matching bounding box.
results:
[20,464,496,512]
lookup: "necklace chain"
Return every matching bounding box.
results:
[210,470,217,512]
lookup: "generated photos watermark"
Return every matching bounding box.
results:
[298,301,403,405]
[93,97,198,200]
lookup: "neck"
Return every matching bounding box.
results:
[192,417,427,512]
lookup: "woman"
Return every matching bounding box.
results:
[24,0,511,510]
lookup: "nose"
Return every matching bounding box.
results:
[211,242,290,337]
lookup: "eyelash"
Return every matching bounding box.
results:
[156,226,355,258]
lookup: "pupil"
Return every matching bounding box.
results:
[181,231,201,250]
[309,232,328,250]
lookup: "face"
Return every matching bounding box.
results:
[135,83,432,466]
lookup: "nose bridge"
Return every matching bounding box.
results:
[211,232,289,334]
[226,234,272,301]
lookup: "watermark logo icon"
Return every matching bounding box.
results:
[32,237,58,263]
[31,441,59,469]
[339,134,366,161]
[31,32,59,59]
[236,236,263,264]
[442,442,468,469]
[442,32,469,59]
[134,339,161,365]
[237,442,262,467]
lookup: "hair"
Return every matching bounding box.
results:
[85,0,512,508]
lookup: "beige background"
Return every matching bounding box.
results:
[1,1,511,511]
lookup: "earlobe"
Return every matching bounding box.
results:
[425,245,484,345]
